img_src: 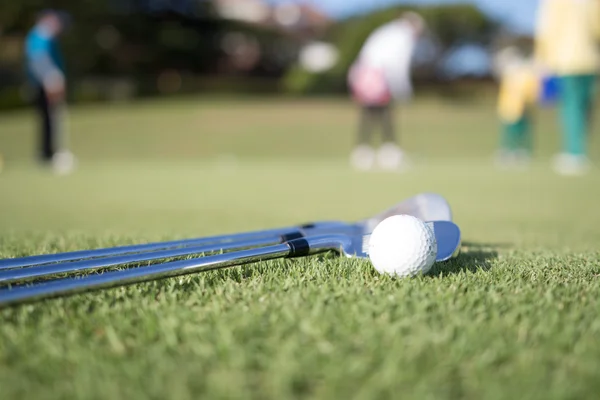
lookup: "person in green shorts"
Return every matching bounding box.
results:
[535,0,600,175]
[493,47,541,168]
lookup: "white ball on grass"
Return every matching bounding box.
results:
[368,215,437,277]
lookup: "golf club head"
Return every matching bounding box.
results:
[301,194,453,240]
[362,193,453,233]
[339,220,461,262]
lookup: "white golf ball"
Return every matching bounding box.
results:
[368,215,437,277]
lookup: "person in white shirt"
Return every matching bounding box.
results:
[348,12,425,171]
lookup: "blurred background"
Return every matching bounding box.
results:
[0,0,598,239]
[0,0,536,108]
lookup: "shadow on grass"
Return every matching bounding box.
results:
[462,241,512,250]
[429,247,499,277]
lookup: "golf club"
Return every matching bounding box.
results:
[0,193,452,270]
[0,221,461,306]
[0,213,459,285]
[0,224,360,285]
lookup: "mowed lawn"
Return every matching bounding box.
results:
[1,97,600,399]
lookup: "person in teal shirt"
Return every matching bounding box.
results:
[25,9,75,174]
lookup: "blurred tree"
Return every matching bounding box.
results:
[0,0,293,103]
[0,1,498,107]
[283,4,498,95]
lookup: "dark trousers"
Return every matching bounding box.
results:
[35,87,57,162]
[357,105,396,145]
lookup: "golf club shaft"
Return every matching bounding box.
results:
[0,236,342,307]
[0,222,345,271]
[0,193,453,270]
[0,235,285,285]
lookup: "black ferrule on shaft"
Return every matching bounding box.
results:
[286,238,311,258]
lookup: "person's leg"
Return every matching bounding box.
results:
[558,75,588,156]
[581,74,596,137]
[496,118,523,168]
[50,101,76,175]
[499,120,519,152]
[357,106,375,146]
[380,105,396,144]
[376,104,406,170]
[554,75,592,174]
[517,115,533,154]
[515,116,533,166]
[351,106,376,170]
[36,87,53,162]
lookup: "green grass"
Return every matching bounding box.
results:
[1,97,600,399]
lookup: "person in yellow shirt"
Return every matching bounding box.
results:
[493,47,541,168]
[535,0,600,175]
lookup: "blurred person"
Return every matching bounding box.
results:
[25,9,75,174]
[535,0,600,175]
[493,47,541,168]
[347,12,425,171]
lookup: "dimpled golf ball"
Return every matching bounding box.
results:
[368,215,437,277]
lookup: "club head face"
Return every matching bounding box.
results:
[361,193,453,233]
[426,221,461,261]
[342,220,461,263]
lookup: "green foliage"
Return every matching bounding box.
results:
[0,86,26,109]
[285,4,498,95]
[0,1,294,107]
[0,1,498,104]
[0,0,112,33]
[418,4,495,46]
[283,65,345,95]
[0,1,221,79]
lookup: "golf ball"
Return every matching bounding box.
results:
[368,215,437,277]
